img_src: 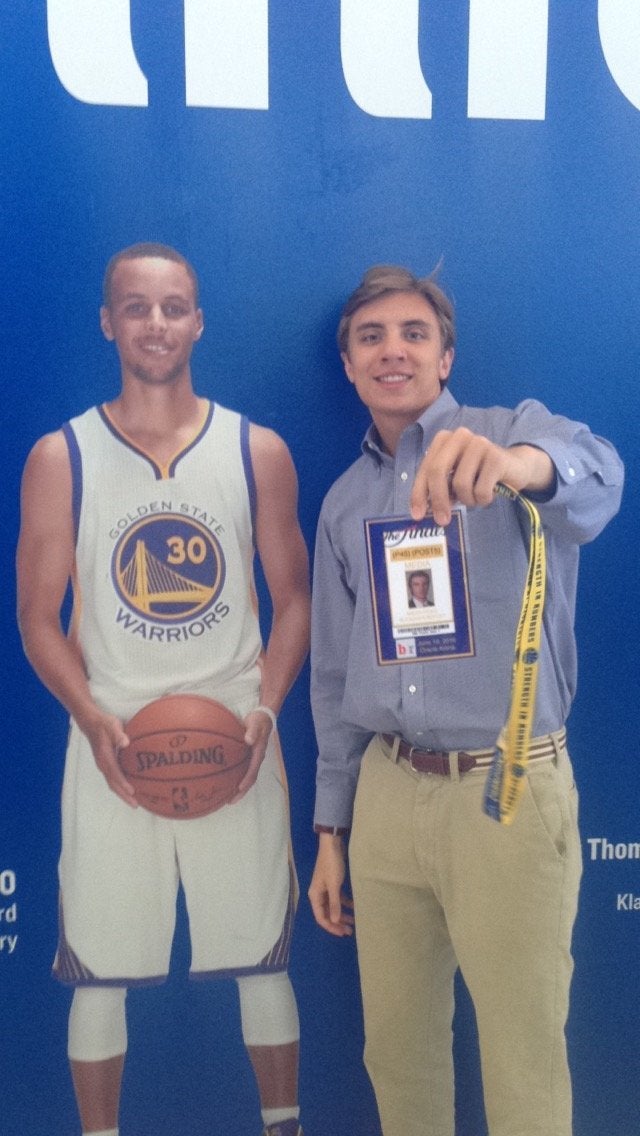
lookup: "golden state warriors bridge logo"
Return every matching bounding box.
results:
[112,514,225,623]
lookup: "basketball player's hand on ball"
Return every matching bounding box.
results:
[229,708,275,803]
[82,710,137,808]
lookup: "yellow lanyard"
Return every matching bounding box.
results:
[483,484,546,825]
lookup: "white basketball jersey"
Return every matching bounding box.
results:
[64,401,263,719]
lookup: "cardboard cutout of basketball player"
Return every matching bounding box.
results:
[16,243,310,1136]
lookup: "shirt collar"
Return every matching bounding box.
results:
[361,387,461,463]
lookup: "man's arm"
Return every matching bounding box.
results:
[307,502,365,937]
[410,402,624,538]
[410,427,554,525]
[308,832,354,938]
[231,425,311,798]
[16,432,136,806]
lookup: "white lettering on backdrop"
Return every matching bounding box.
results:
[46,1,640,117]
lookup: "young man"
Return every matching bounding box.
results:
[17,243,310,1136]
[308,265,624,1136]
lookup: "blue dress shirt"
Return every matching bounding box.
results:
[311,390,624,829]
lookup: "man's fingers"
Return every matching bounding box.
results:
[101,755,137,807]
[309,888,353,937]
[412,429,509,522]
[411,430,459,522]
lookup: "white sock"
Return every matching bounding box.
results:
[261,1106,300,1125]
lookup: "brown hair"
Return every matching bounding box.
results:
[102,242,199,307]
[337,264,455,356]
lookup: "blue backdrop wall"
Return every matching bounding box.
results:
[1,4,638,1134]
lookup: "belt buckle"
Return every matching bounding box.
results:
[408,744,439,775]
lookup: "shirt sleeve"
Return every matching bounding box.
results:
[310,503,373,829]
[506,400,624,543]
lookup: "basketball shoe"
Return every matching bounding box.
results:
[262,1120,303,1136]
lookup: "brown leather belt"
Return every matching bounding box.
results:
[381,730,566,777]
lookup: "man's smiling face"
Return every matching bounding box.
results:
[342,290,453,451]
[100,256,203,387]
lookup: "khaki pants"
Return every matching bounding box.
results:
[349,734,582,1136]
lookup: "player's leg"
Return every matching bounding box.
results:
[68,986,128,1135]
[237,971,302,1136]
[349,737,458,1136]
[179,726,300,1133]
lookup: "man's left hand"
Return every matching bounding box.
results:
[410,428,554,525]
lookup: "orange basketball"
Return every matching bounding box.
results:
[119,694,250,819]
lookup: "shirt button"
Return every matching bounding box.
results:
[567,466,575,477]
[400,471,408,481]
[408,684,417,694]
